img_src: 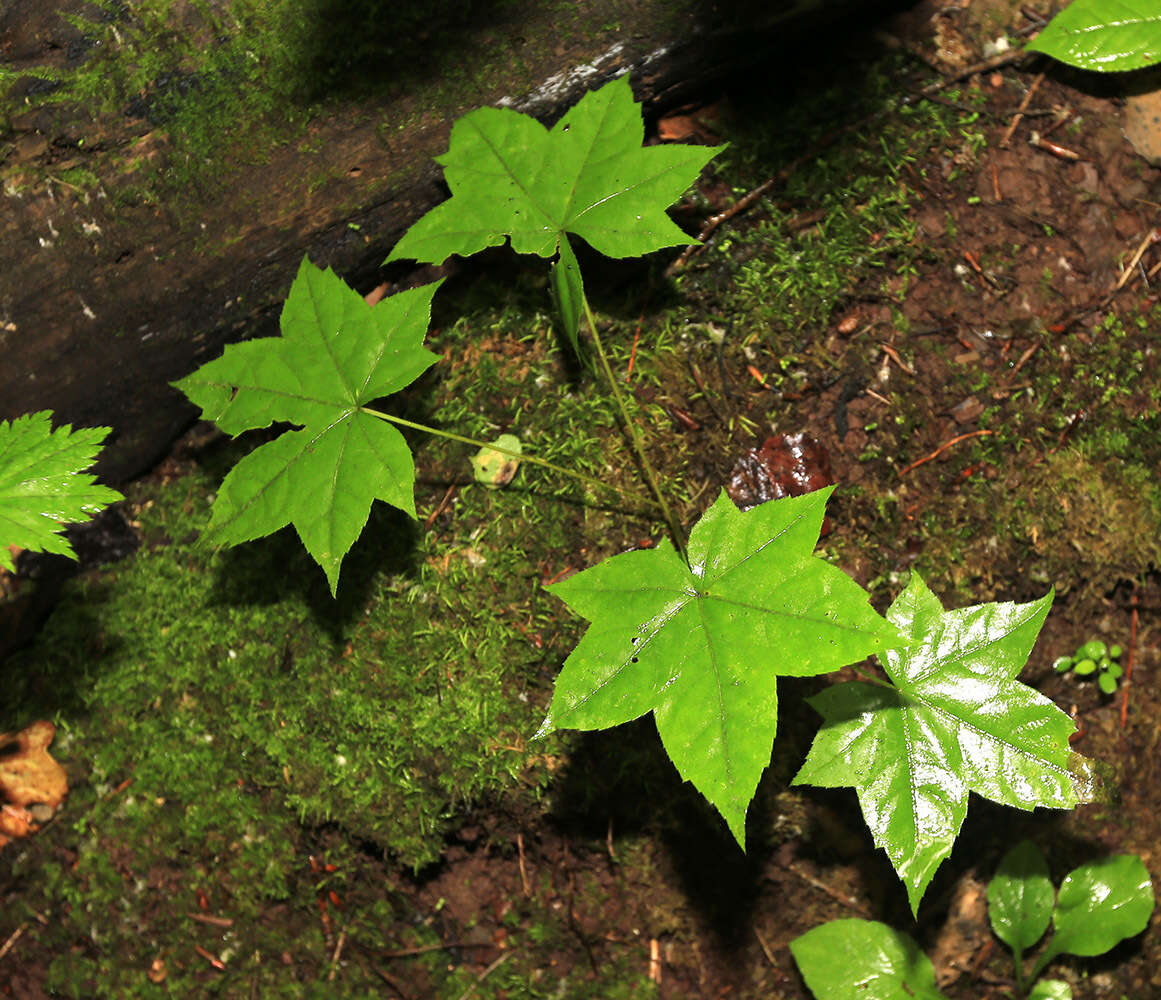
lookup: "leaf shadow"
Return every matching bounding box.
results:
[206,500,423,642]
[548,704,814,948]
[0,575,118,723]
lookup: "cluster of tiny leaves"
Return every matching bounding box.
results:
[171,74,1104,912]
[0,411,122,571]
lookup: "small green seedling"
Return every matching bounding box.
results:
[790,840,1155,1000]
[1054,639,1123,696]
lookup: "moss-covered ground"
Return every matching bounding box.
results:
[4,21,1161,998]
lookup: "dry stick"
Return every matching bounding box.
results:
[775,861,869,915]
[517,831,531,897]
[382,941,496,959]
[1120,593,1139,729]
[328,930,347,983]
[625,304,647,380]
[880,343,915,375]
[1000,71,1045,147]
[371,963,412,1000]
[187,912,234,928]
[194,944,226,971]
[648,938,662,984]
[0,924,25,962]
[899,430,995,476]
[754,927,778,967]
[454,950,515,1000]
[1113,228,1159,293]
[424,484,458,530]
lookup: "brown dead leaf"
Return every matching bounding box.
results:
[0,720,68,848]
[657,102,725,144]
[930,874,989,987]
[1124,88,1161,165]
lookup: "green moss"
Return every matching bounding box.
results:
[675,55,980,367]
[2,0,671,214]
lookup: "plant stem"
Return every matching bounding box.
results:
[578,292,689,563]
[360,407,656,510]
[849,666,895,689]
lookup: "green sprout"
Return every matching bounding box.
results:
[1054,639,1124,696]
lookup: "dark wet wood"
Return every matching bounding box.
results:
[0,0,881,483]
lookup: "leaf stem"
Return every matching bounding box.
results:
[1011,944,1026,995]
[849,666,895,689]
[360,407,657,509]
[577,291,689,562]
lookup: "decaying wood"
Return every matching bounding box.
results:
[1,0,877,484]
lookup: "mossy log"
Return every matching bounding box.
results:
[1,0,880,483]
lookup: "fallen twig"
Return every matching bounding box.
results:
[371,963,412,999]
[194,944,226,971]
[1000,71,1044,147]
[187,912,234,928]
[382,940,496,959]
[626,305,647,380]
[1029,132,1082,161]
[455,950,515,1000]
[0,923,26,962]
[900,430,994,476]
[666,177,778,274]
[424,484,457,530]
[517,831,531,897]
[1008,341,1040,377]
[774,861,869,915]
[754,926,778,967]
[328,930,347,982]
[1113,229,1160,294]
[1120,593,1139,729]
[879,343,914,375]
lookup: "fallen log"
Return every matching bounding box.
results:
[1,0,885,482]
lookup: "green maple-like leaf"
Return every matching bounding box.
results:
[386,74,723,352]
[539,487,905,845]
[0,411,123,571]
[1027,0,1161,72]
[174,256,441,595]
[794,572,1103,914]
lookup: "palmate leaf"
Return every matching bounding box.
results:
[0,411,122,571]
[174,256,441,595]
[794,572,1104,914]
[539,488,905,845]
[386,74,722,352]
[1027,0,1161,72]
